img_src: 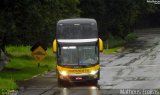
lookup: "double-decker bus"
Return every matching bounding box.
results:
[53,18,103,85]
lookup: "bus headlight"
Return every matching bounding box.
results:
[90,70,98,75]
[59,71,68,76]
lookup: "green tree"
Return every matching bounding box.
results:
[0,0,80,47]
[80,0,156,40]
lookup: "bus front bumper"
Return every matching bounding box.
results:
[58,72,99,82]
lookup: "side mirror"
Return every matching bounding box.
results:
[53,39,57,53]
[99,38,103,52]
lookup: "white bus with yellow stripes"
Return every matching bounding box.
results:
[53,18,103,85]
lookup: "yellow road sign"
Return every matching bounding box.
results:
[31,46,47,63]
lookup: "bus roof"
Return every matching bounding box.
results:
[57,18,97,25]
[56,18,98,41]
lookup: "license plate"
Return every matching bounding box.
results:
[76,77,82,80]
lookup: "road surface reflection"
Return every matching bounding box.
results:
[57,82,100,95]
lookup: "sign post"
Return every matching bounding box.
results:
[31,46,47,67]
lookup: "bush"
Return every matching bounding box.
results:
[125,32,138,42]
[103,38,126,49]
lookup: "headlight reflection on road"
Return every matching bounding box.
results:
[59,86,99,95]
[62,88,69,95]
[90,86,97,89]
[90,86,99,95]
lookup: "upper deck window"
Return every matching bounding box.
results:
[57,23,98,39]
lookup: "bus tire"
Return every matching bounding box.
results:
[91,80,98,86]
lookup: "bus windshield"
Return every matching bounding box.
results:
[59,46,98,66]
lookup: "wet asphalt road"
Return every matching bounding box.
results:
[16,28,160,95]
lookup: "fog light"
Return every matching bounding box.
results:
[94,75,98,78]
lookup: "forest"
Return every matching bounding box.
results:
[0,0,160,47]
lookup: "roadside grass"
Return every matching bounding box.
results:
[104,47,124,54]
[104,32,137,54]
[104,38,126,49]
[0,46,56,91]
[0,78,17,89]
[103,38,125,54]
